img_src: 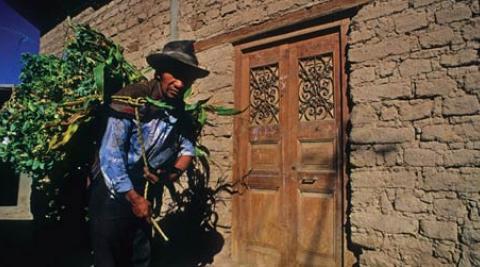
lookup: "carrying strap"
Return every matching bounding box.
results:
[108,79,164,121]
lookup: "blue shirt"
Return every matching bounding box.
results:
[99,112,195,195]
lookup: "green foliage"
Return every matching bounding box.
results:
[0,23,145,184]
[0,24,145,222]
[146,97,174,110]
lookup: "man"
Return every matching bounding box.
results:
[89,40,209,267]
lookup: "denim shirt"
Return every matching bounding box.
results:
[99,111,195,195]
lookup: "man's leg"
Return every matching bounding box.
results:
[132,221,151,267]
[91,217,118,267]
[89,176,138,267]
[91,216,138,267]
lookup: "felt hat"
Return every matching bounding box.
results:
[146,40,209,78]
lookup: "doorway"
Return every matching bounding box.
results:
[233,19,349,266]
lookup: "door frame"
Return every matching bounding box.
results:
[232,18,351,266]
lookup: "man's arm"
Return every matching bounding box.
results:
[143,155,193,183]
[168,155,193,182]
[99,117,151,219]
[99,117,134,193]
[173,131,195,179]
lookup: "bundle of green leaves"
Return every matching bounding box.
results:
[0,23,144,189]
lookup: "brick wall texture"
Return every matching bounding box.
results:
[40,0,479,266]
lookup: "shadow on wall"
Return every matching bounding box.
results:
[151,186,226,266]
[150,159,231,266]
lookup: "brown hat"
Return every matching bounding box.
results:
[146,40,209,78]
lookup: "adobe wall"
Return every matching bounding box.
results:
[40,0,336,265]
[39,0,479,266]
[348,0,479,266]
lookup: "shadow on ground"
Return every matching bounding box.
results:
[0,166,230,267]
[0,169,91,267]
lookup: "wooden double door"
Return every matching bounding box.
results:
[233,21,349,267]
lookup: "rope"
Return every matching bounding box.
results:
[62,95,102,107]
[130,99,168,241]
[111,95,147,107]
[133,105,150,199]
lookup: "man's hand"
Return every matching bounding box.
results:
[143,156,192,185]
[143,166,180,184]
[143,166,160,184]
[125,190,151,219]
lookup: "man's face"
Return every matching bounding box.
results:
[159,69,195,100]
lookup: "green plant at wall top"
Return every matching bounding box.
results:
[0,23,239,222]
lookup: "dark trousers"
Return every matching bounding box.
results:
[89,178,150,267]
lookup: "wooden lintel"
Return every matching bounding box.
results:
[195,0,370,52]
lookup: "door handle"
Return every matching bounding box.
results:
[301,177,318,184]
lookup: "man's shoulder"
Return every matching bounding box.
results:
[112,79,155,99]
[108,79,159,119]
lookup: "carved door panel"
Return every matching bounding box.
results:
[286,32,343,267]
[234,44,288,266]
[234,22,347,267]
